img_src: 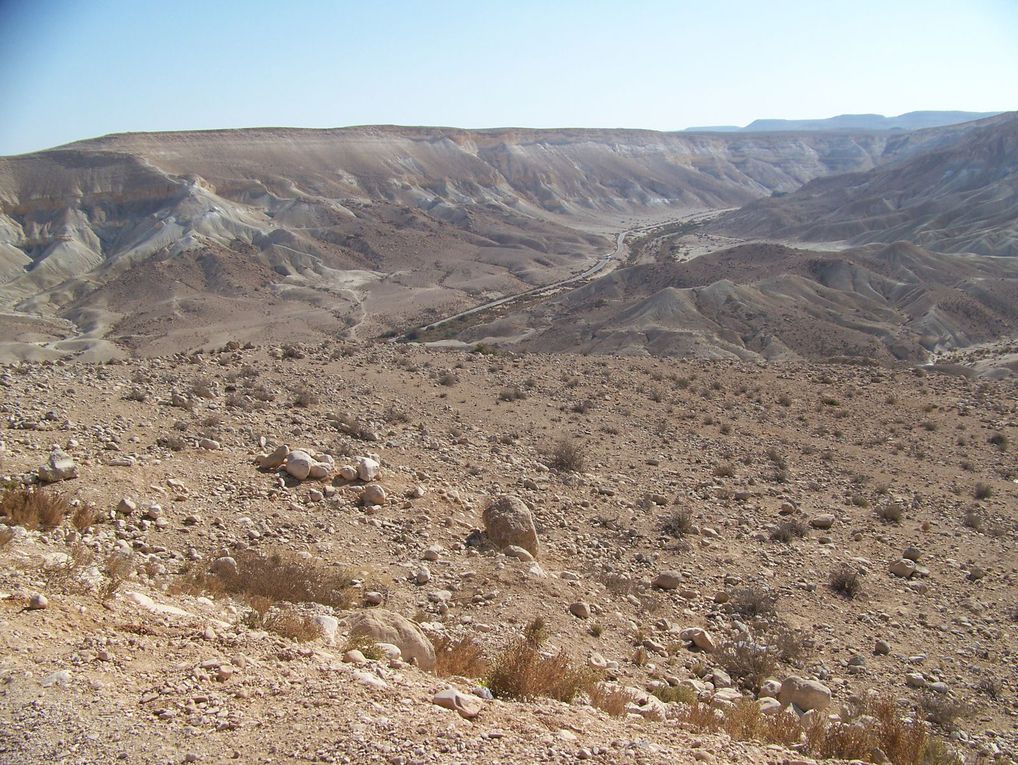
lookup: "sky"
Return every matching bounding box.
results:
[0,0,1015,155]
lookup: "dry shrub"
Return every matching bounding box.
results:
[876,503,905,524]
[829,564,862,599]
[588,684,633,717]
[433,635,488,678]
[99,553,134,602]
[546,436,585,472]
[71,503,101,532]
[293,385,319,408]
[179,549,357,610]
[728,586,778,619]
[919,693,969,731]
[770,518,808,543]
[0,486,69,530]
[46,542,95,592]
[486,618,598,701]
[662,508,693,538]
[715,638,778,691]
[342,633,385,659]
[652,684,696,705]
[263,609,325,642]
[723,701,801,747]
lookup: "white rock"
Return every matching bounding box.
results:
[357,457,381,482]
[362,484,387,506]
[38,449,77,482]
[778,676,832,711]
[285,450,314,481]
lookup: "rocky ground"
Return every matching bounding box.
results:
[1,342,1016,764]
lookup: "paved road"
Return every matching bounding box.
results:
[406,228,633,337]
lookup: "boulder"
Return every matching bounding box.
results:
[38,449,77,482]
[257,444,290,470]
[357,457,381,482]
[889,558,917,579]
[652,571,682,590]
[432,687,484,719]
[345,610,435,671]
[810,514,836,530]
[285,450,314,480]
[680,627,717,652]
[778,676,832,712]
[362,484,387,506]
[569,602,591,619]
[482,495,539,557]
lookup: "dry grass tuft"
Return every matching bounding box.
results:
[263,609,326,642]
[71,503,101,532]
[588,684,634,717]
[546,436,586,472]
[99,553,134,602]
[176,548,357,610]
[0,486,70,530]
[829,564,863,599]
[486,618,599,701]
[433,635,488,678]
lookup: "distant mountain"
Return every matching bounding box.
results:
[714,112,1018,257]
[686,110,1001,133]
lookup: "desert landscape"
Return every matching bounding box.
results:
[1,59,1016,765]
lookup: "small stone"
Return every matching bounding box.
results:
[874,639,891,656]
[28,593,49,610]
[210,557,238,578]
[889,559,917,579]
[502,545,534,562]
[38,449,78,482]
[343,649,368,665]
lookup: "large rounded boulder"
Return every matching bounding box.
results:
[345,610,435,671]
[482,494,539,558]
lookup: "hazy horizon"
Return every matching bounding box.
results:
[1,0,1016,155]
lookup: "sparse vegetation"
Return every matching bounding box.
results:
[829,563,862,599]
[546,435,585,472]
[485,618,598,702]
[661,508,694,538]
[432,635,488,677]
[0,486,70,531]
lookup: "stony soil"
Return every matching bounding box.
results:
[1,343,1016,764]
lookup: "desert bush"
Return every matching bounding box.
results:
[769,519,808,543]
[973,482,992,500]
[485,618,598,702]
[262,609,326,642]
[71,503,101,532]
[432,635,488,678]
[723,701,801,747]
[988,432,1008,450]
[293,385,319,408]
[570,399,594,414]
[962,508,983,531]
[713,462,735,478]
[0,486,69,530]
[546,436,585,472]
[124,387,148,402]
[715,638,778,691]
[919,693,969,731]
[728,586,778,619]
[99,553,134,602]
[342,633,385,659]
[829,564,862,599]
[876,502,904,524]
[975,676,1002,699]
[498,387,526,402]
[651,684,696,705]
[588,684,633,717]
[180,548,357,610]
[157,434,188,452]
[661,508,694,538]
[190,376,217,399]
[436,370,459,387]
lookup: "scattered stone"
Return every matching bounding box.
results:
[809,514,836,530]
[210,557,238,578]
[680,627,717,652]
[889,559,917,579]
[502,545,534,562]
[357,457,381,482]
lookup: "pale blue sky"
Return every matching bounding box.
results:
[1,0,1015,155]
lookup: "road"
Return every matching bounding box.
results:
[406,228,633,337]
